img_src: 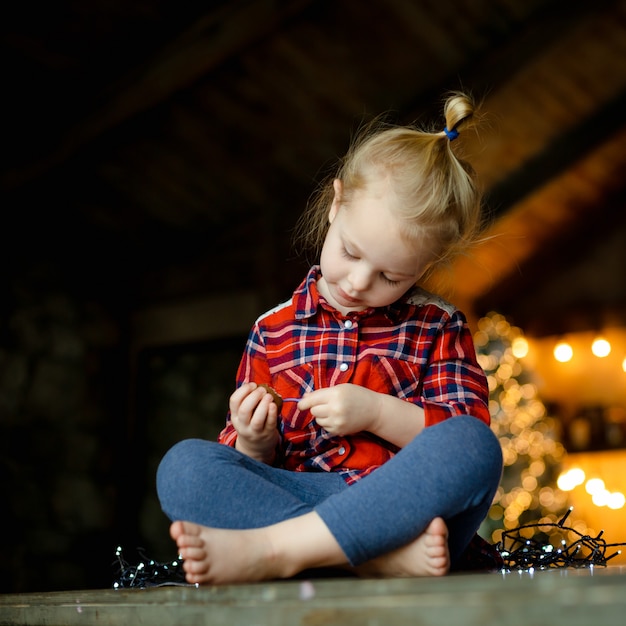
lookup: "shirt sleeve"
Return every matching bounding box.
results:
[417,310,491,427]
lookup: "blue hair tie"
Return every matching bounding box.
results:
[443,126,459,141]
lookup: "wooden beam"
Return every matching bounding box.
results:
[475,186,626,336]
[484,89,626,219]
[399,0,617,134]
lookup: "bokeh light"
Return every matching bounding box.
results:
[591,338,611,358]
[553,342,573,363]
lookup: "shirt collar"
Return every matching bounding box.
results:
[293,266,417,324]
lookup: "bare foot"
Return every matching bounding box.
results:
[355,517,450,578]
[169,515,449,585]
[170,512,350,585]
[170,520,285,585]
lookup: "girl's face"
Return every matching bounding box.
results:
[317,178,434,315]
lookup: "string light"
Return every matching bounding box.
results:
[474,313,626,572]
[557,468,585,491]
[112,546,191,589]
[497,508,626,571]
[511,337,529,359]
[475,312,568,544]
[553,342,573,363]
[554,459,625,510]
[591,337,611,358]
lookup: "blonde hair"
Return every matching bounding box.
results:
[295,92,484,273]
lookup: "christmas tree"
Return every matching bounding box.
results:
[474,312,570,545]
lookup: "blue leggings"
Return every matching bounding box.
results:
[156,415,502,567]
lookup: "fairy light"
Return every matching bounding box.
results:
[553,342,573,363]
[592,490,610,507]
[585,478,625,510]
[112,546,191,589]
[497,508,626,571]
[591,337,611,358]
[475,312,569,547]
[511,337,529,359]
[557,467,626,512]
[557,468,585,491]
[585,478,605,495]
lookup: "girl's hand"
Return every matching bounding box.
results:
[297,383,382,437]
[229,382,279,462]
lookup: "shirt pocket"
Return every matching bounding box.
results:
[369,354,425,401]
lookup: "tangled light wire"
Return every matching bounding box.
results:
[496,507,626,571]
[113,546,191,589]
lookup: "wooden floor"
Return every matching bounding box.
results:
[1,566,625,626]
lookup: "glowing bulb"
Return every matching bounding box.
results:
[557,468,585,491]
[608,492,626,510]
[554,342,573,362]
[622,357,626,373]
[511,337,529,359]
[591,338,611,357]
[592,490,610,507]
[585,478,605,495]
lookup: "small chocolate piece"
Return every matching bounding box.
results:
[258,383,283,412]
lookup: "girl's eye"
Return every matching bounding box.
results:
[382,275,400,286]
[341,248,357,260]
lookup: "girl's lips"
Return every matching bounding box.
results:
[335,286,360,305]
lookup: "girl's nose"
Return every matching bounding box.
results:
[348,267,372,292]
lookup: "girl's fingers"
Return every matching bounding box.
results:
[248,393,273,429]
[308,403,328,419]
[297,388,326,411]
[235,386,265,416]
[265,401,278,428]
[229,382,257,411]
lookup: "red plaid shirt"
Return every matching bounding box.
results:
[219,266,489,484]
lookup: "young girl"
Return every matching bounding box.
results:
[156,92,503,585]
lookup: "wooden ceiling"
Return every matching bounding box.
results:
[3,0,626,337]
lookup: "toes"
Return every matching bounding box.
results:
[169,520,184,540]
[427,517,448,538]
[171,521,205,549]
[170,520,198,539]
[179,546,207,561]
[183,558,210,576]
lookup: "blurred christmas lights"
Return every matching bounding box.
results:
[475,312,569,545]
[591,337,611,358]
[553,342,573,363]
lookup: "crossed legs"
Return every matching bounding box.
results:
[157,415,502,584]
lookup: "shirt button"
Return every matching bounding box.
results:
[338,446,346,455]
[344,320,353,329]
[339,362,349,372]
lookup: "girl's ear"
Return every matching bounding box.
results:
[329,178,343,223]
